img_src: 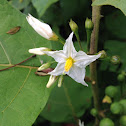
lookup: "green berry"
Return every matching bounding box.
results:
[119,99,126,114]
[100,118,114,126]
[90,108,98,117]
[120,115,126,126]
[105,85,118,98]
[117,74,125,82]
[110,102,123,114]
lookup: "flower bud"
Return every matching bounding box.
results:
[102,95,112,104]
[38,63,51,71]
[58,75,64,87]
[69,19,78,33]
[46,75,57,88]
[79,120,84,126]
[110,55,121,65]
[85,18,93,30]
[98,50,107,58]
[110,102,123,114]
[26,14,58,40]
[29,47,51,55]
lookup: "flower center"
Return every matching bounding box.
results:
[65,57,74,72]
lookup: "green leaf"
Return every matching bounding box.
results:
[92,0,126,16]
[0,0,56,125]
[9,0,31,10]
[31,0,59,17]
[41,69,92,122]
[105,10,126,39]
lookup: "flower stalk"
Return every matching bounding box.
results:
[89,1,102,126]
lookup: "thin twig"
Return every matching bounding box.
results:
[0,55,36,72]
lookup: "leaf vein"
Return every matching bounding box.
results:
[1,68,31,113]
[0,41,11,64]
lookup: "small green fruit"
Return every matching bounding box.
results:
[105,85,118,98]
[90,108,98,117]
[120,115,126,126]
[120,99,126,114]
[110,102,123,114]
[117,74,125,82]
[100,118,114,126]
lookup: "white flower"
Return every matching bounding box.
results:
[26,14,53,40]
[29,47,51,55]
[42,32,101,86]
[79,120,84,126]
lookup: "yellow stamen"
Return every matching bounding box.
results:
[65,57,74,72]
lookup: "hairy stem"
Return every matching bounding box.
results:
[90,1,101,126]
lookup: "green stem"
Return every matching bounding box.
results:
[89,1,102,126]
[86,29,92,51]
[0,55,36,72]
[75,32,83,50]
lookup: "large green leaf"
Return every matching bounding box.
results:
[31,0,59,17]
[9,0,31,10]
[105,10,126,39]
[0,0,55,126]
[92,0,126,16]
[41,69,92,122]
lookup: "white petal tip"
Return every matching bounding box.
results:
[46,85,50,88]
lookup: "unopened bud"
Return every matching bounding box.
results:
[38,63,51,71]
[102,95,112,104]
[111,55,121,65]
[26,14,54,40]
[69,19,78,33]
[46,75,57,88]
[85,18,93,30]
[58,75,64,87]
[29,47,51,55]
[98,50,107,58]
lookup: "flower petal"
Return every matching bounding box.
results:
[43,50,66,63]
[74,51,101,67]
[29,47,48,55]
[26,14,53,39]
[48,62,65,76]
[66,65,88,86]
[63,32,77,58]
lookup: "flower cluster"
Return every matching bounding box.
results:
[26,14,101,88]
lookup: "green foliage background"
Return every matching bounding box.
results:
[0,0,126,126]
